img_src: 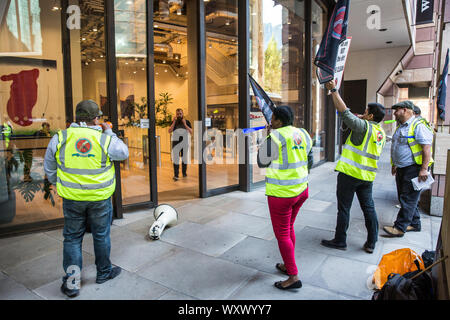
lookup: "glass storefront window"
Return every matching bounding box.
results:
[311,0,328,164]
[114,0,151,205]
[249,0,306,184]
[0,0,64,229]
[204,0,239,191]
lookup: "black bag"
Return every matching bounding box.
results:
[421,250,435,268]
[372,269,433,300]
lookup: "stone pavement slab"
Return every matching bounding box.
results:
[160,221,247,257]
[34,264,170,300]
[136,248,257,300]
[4,250,95,290]
[0,274,42,300]
[0,233,62,270]
[227,271,355,300]
[308,255,375,299]
[205,211,274,240]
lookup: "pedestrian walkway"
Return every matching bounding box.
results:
[0,143,442,300]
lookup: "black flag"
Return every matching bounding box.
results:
[249,74,276,124]
[437,48,449,121]
[314,0,350,84]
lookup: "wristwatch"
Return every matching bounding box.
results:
[330,88,337,93]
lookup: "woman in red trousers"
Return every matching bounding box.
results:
[257,105,313,290]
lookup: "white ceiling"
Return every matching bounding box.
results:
[347,0,411,51]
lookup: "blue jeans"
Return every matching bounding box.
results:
[334,172,379,247]
[62,197,113,283]
[394,164,422,232]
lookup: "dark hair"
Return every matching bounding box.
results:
[413,105,421,115]
[367,103,386,123]
[273,105,294,127]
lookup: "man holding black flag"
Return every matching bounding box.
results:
[321,80,386,253]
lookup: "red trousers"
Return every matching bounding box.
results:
[268,188,309,276]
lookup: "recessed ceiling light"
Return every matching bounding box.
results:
[386,41,393,44]
[93,28,97,32]
[142,68,145,70]
[81,37,86,41]
[165,69,168,72]
[379,28,388,32]
[225,21,230,26]
[125,62,129,65]
[133,71,137,74]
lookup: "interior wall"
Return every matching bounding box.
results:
[345,46,409,106]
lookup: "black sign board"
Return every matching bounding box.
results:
[416,0,434,25]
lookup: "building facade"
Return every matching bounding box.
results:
[0,0,337,236]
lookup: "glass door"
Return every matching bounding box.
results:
[113,0,152,206]
[204,0,240,192]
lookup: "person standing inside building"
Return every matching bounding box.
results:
[321,80,386,254]
[383,100,434,237]
[44,100,129,298]
[257,105,313,290]
[168,108,192,181]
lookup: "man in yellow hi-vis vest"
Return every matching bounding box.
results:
[321,80,386,254]
[44,100,129,298]
[383,100,434,237]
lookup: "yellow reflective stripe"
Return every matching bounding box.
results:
[342,144,380,160]
[338,156,377,172]
[266,176,308,186]
[57,176,115,190]
[269,161,308,169]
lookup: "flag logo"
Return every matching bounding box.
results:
[332,7,347,39]
[75,138,92,154]
[292,132,304,150]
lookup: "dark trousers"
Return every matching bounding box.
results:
[335,172,378,247]
[394,164,422,232]
[62,198,113,284]
[173,148,187,177]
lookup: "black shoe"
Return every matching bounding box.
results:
[96,266,122,284]
[182,173,187,178]
[363,242,375,254]
[173,176,179,181]
[321,239,347,250]
[275,263,288,275]
[60,282,79,298]
[274,280,302,290]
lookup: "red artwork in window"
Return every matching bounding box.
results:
[1,69,39,127]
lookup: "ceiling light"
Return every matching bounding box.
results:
[386,41,393,44]
[379,28,388,32]
[52,6,60,11]
[225,21,230,26]
[135,57,138,61]
[92,58,96,61]
[142,68,145,70]
[81,37,86,41]
[154,24,159,28]
[133,71,137,74]
[125,62,129,65]
[156,72,159,75]
[163,60,166,64]
[126,1,132,4]
[186,71,188,74]
[165,69,168,72]
[93,28,97,32]
[85,62,89,65]
[100,55,103,58]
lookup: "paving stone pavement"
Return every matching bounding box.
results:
[0,143,442,300]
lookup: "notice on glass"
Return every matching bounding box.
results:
[334,37,352,91]
[140,119,149,129]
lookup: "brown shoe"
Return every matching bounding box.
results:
[383,226,405,237]
[406,225,421,232]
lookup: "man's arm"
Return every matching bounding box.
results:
[44,135,59,184]
[419,145,431,182]
[183,119,193,135]
[103,128,129,161]
[414,122,434,182]
[168,118,177,133]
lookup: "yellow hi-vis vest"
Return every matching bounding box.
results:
[335,121,386,182]
[55,127,116,201]
[405,117,434,167]
[265,126,312,198]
